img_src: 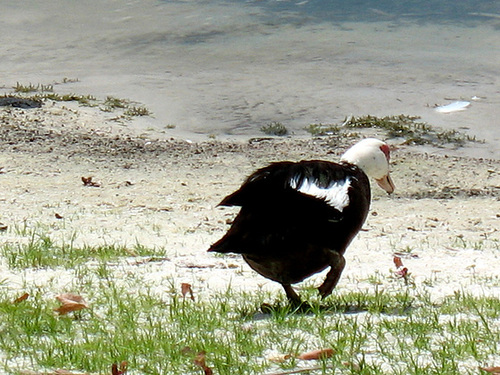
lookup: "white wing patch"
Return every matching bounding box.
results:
[290,176,351,212]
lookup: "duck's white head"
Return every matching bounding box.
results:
[341,138,395,194]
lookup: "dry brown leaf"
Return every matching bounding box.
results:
[81,176,100,187]
[54,293,88,315]
[480,366,500,374]
[111,361,128,375]
[393,256,404,268]
[297,348,335,360]
[181,283,195,301]
[396,266,409,277]
[393,256,410,279]
[193,351,213,375]
[13,292,29,304]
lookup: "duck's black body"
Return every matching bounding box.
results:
[208,160,371,303]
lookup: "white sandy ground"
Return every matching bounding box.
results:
[0,102,499,374]
[0,102,499,303]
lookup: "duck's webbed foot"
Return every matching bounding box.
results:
[317,252,346,299]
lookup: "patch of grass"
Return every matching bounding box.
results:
[261,121,288,136]
[0,229,165,269]
[1,268,499,375]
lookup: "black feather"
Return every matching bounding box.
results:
[208,159,371,297]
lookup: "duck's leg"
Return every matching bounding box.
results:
[317,252,346,299]
[282,284,302,305]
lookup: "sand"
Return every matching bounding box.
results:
[0,102,499,302]
[1,1,499,159]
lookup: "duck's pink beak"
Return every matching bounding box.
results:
[376,173,395,194]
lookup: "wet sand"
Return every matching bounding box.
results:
[1,1,499,158]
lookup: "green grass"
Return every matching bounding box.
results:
[0,230,498,375]
[1,227,499,374]
[0,277,499,375]
[0,227,165,270]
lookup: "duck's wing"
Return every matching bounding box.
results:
[210,160,370,255]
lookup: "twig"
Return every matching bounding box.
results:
[264,366,335,375]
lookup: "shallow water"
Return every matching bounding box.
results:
[1,0,499,158]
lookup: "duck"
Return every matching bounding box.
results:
[208,138,395,305]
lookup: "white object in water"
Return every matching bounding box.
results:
[435,101,470,113]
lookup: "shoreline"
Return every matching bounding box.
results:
[1,1,498,160]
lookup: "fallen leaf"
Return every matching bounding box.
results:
[480,366,500,374]
[111,361,128,375]
[297,348,335,360]
[181,283,195,301]
[13,292,29,304]
[81,176,100,187]
[193,351,213,375]
[393,256,410,281]
[54,293,89,315]
[393,256,404,268]
[395,267,409,278]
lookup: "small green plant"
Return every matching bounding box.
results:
[13,82,53,93]
[260,121,288,136]
[124,105,151,117]
[103,96,128,110]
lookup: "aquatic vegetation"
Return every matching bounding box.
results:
[306,115,481,147]
[261,121,288,136]
[124,105,151,117]
[2,81,152,117]
[13,82,54,93]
